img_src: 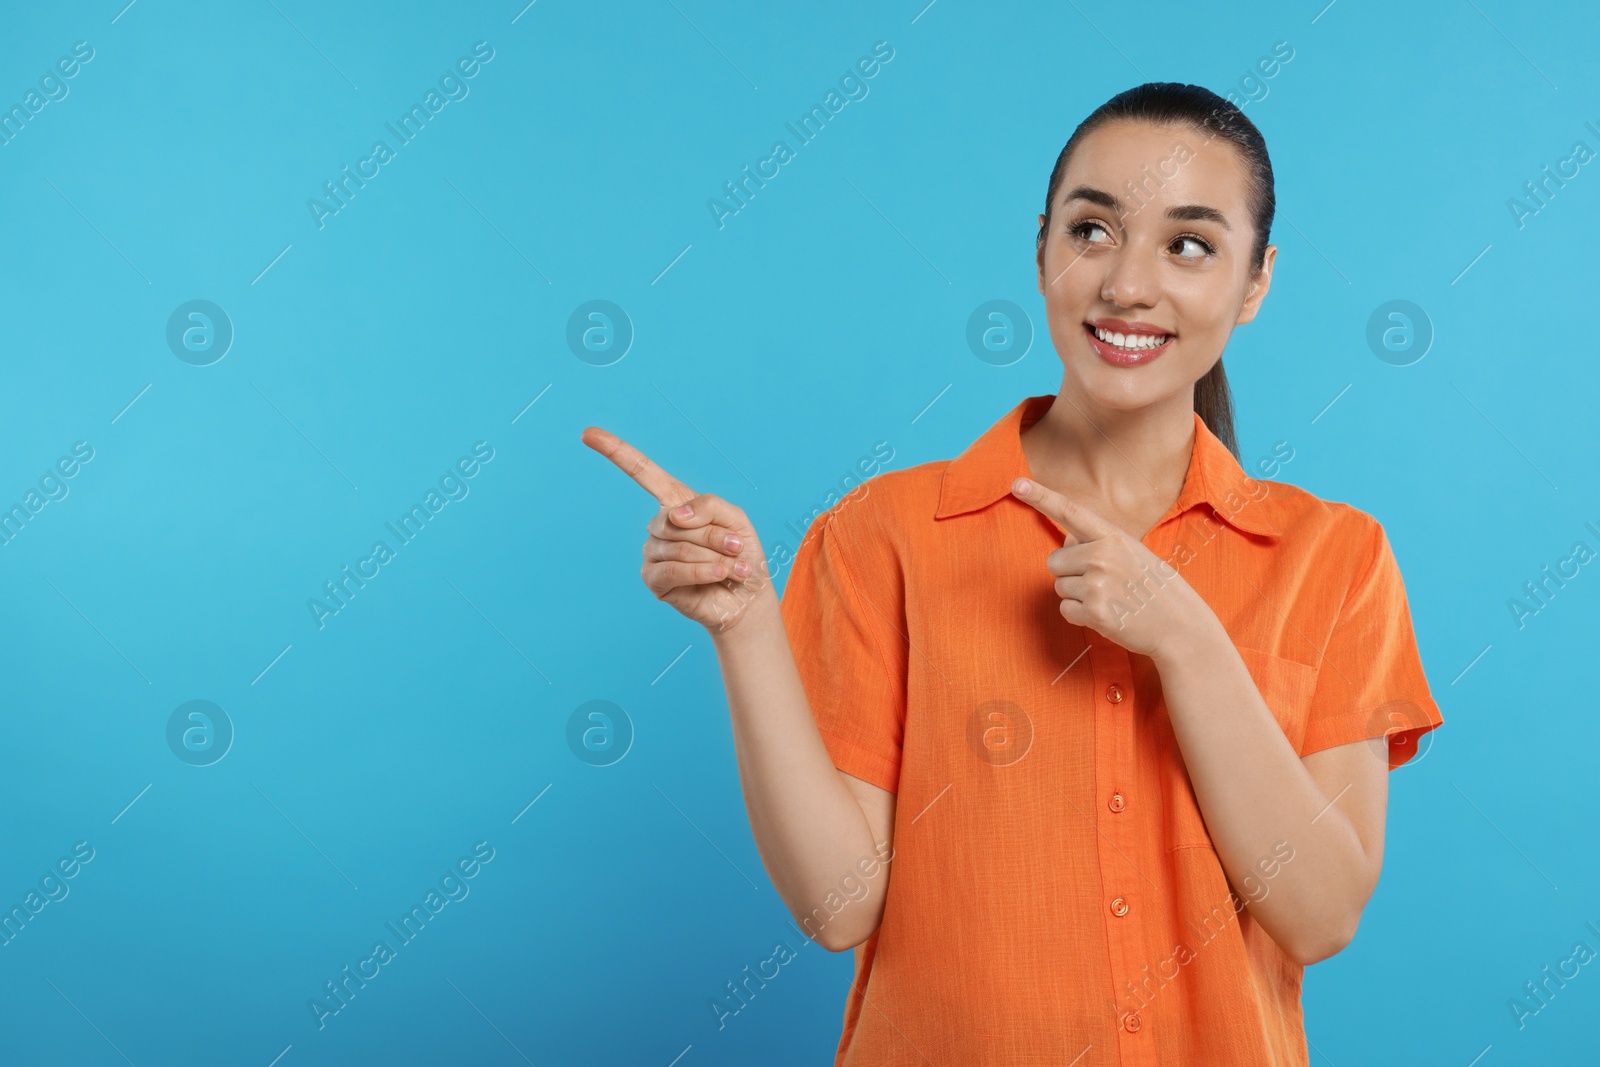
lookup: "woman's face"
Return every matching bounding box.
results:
[1035,118,1276,413]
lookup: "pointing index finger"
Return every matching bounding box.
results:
[582,425,697,508]
[1011,476,1114,542]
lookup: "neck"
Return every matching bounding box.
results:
[1021,382,1197,506]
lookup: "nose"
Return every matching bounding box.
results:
[1100,245,1159,309]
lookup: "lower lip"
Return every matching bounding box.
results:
[1085,324,1172,366]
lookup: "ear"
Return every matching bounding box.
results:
[1236,243,1277,326]
[1036,213,1048,295]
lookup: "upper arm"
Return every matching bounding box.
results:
[841,770,896,855]
[822,770,896,950]
[1300,736,1388,898]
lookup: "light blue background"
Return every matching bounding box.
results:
[0,1,1595,1064]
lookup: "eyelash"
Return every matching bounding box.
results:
[1067,220,1216,258]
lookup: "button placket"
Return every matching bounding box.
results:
[1086,634,1149,1057]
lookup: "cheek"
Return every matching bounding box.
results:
[1040,248,1100,320]
[1041,241,1088,294]
[1167,283,1243,352]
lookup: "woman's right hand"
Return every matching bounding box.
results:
[581,425,774,635]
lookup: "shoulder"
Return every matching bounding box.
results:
[775,459,950,589]
[1255,478,1393,582]
[1260,479,1382,541]
[795,459,949,546]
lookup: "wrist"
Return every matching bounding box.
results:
[1151,609,1230,674]
[708,581,782,646]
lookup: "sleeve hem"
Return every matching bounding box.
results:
[820,728,900,794]
[1300,695,1444,770]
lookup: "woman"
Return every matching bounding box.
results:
[584,82,1443,1066]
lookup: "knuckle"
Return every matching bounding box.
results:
[641,563,664,595]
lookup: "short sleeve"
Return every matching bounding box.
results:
[778,508,907,793]
[1300,517,1444,769]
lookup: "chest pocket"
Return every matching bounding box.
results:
[1163,645,1320,852]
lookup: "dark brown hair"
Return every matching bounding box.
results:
[1037,82,1276,460]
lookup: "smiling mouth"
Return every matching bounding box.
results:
[1082,322,1174,365]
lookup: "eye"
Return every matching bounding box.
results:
[1069,220,1113,245]
[1170,233,1215,258]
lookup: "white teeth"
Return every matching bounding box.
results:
[1094,326,1168,350]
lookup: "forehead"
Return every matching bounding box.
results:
[1057,118,1253,215]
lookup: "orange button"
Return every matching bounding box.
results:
[1110,897,1129,917]
[1122,1012,1142,1033]
[1108,792,1125,813]
[1106,684,1124,704]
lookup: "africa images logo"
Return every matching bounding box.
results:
[306,42,496,229]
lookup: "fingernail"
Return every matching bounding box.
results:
[724,535,743,553]
[1014,478,1032,494]
[733,560,750,577]
[673,503,693,519]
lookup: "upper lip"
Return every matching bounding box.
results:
[1086,317,1173,337]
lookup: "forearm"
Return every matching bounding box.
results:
[1154,619,1373,964]
[710,590,885,945]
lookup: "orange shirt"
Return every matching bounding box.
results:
[778,393,1444,1066]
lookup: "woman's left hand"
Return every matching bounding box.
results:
[1010,476,1215,663]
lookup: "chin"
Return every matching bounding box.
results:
[1067,362,1184,413]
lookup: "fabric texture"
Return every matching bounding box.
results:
[777,393,1444,1066]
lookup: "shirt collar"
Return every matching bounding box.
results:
[933,393,1282,538]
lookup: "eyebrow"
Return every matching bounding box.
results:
[1061,185,1232,230]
